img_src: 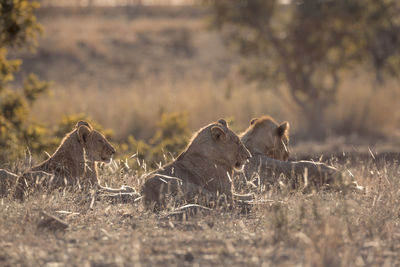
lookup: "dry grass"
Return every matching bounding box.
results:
[1,155,400,266]
[3,7,400,265]
[10,6,399,144]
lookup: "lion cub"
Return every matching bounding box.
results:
[141,119,251,210]
[14,121,116,200]
[240,116,363,192]
[240,115,290,161]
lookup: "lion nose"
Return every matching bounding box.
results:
[111,146,116,154]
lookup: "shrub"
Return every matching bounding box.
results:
[118,112,191,170]
[0,0,49,166]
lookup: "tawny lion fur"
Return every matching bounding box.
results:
[241,116,362,191]
[236,115,289,191]
[141,119,251,210]
[240,115,290,161]
[14,121,116,200]
[243,154,347,191]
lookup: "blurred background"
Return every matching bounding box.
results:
[1,0,400,167]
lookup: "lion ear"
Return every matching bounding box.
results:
[77,125,92,144]
[217,119,227,127]
[250,118,257,125]
[277,121,290,137]
[211,125,226,142]
[75,120,93,130]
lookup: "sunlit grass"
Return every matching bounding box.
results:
[21,6,400,145]
[1,155,399,266]
[2,5,400,266]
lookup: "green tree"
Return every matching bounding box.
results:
[206,0,400,138]
[0,0,50,164]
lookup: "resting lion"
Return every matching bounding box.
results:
[235,116,289,191]
[240,115,290,161]
[14,120,117,200]
[244,155,365,192]
[141,119,251,210]
[240,116,363,192]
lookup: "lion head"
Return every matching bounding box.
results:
[240,116,290,161]
[142,119,251,209]
[183,119,251,171]
[76,121,116,163]
[13,121,116,200]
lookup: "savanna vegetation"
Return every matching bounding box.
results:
[2,1,400,169]
[1,1,400,266]
[206,0,400,138]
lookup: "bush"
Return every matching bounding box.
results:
[118,112,191,170]
[0,0,49,166]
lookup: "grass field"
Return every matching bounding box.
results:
[2,5,400,266]
[12,6,400,143]
[1,155,400,266]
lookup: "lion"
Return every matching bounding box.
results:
[13,120,117,200]
[243,155,364,192]
[240,115,290,161]
[235,116,290,191]
[141,119,251,210]
[244,155,332,190]
[240,116,363,192]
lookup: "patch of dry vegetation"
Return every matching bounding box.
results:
[1,155,400,266]
[3,7,399,264]
[12,6,400,144]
